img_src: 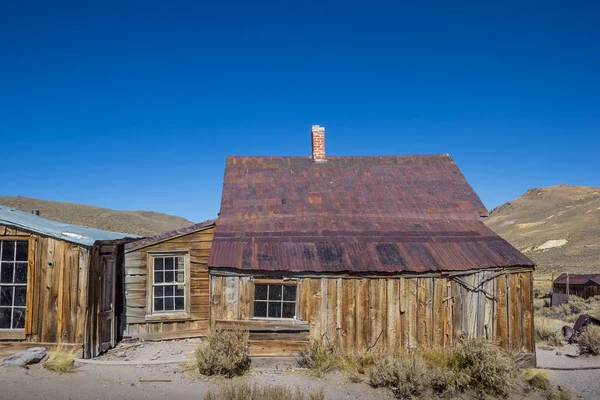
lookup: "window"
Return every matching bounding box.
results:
[253,283,296,318]
[152,255,186,313]
[0,240,28,330]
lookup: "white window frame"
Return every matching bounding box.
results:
[145,251,191,321]
[251,281,298,320]
[0,240,28,331]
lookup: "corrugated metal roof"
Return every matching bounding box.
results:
[209,155,534,273]
[125,219,216,252]
[0,205,140,246]
[554,273,600,286]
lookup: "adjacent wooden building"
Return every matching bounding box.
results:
[553,273,600,299]
[0,205,138,358]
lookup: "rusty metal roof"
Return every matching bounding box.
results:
[554,273,600,286]
[209,155,534,273]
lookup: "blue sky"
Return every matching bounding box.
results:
[1,1,599,222]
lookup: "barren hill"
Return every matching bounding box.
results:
[0,196,194,237]
[485,185,600,275]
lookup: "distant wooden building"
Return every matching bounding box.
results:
[553,273,600,299]
[123,125,536,362]
[0,205,138,358]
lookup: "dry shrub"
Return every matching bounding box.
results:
[195,327,251,377]
[43,345,78,373]
[297,338,340,376]
[535,317,563,346]
[549,387,578,400]
[369,356,432,399]
[203,382,324,400]
[525,369,552,391]
[578,325,600,355]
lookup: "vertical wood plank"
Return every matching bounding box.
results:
[521,272,534,352]
[370,279,386,351]
[432,277,444,348]
[386,279,400,351]
[309,278,322,340]
[326,279,337,341]
[341,279,355,353]
[355,278,370,351]
[406,278,417,350]
[24,237,36,335]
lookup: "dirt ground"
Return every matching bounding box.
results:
[1,340,598,400]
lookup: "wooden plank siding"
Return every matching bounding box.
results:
[209,268,535,358]
[122,226,215,340]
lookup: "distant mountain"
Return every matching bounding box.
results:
[0,196,195,237]
[484,185,600,276]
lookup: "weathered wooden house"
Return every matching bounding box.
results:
[553,273,600,299]
[123,125,536,361]
[0,205,138,358]
[122,221,215,340]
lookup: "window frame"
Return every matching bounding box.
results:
[251,280,298,320]
[145,251,191,321]
[0,239,30,333]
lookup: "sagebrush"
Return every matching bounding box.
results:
[203,382,324,400]
[535,317,563,346]
[578,325,600,356]
[195,327,251,377]
[43,345,78,373]
[296,338,340,376]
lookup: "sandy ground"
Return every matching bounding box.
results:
[536,344,600,400]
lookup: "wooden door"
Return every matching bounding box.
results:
[97,255,116,354]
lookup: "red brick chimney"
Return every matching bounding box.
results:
[311,125,326,163]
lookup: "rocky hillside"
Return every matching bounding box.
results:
[0,196,194,237]
[485,185,600,275]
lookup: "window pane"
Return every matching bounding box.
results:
[165,286,174,296]
[1,263,13,283]
[12,308,25,329]
[175,297,184,310]
[254,285,268,300]
[176,271,184,283]
[282,302,296,318]
[175,257,184,271]
[154,286,163,297]
[14,263,27,284]
[154,258,164,271]
[268,285,282,301]
[1,241,15,261]
[283,285,297,301]
[254,301,267,317]
[0,307,10,328]
[268,302,281,318]
[154,271,164,284]
[154,298,164,311]
[165,271,174,282]
[165,257,174,270]
[14,286,26,307]
[16,242,28,261]
[164,297,174,311]
[175,285,184,296]
[0,286,13,306]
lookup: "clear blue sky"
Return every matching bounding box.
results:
[1,1,599,223]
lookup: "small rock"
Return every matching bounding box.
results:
[130,383,135,387]
[2,347,48,367]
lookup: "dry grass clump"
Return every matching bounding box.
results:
[203,382,324,400]
[535,317,563,346]
[578,325,600,355]
[43,345,78,373]
[368,339,516,399]
[195,327,251,377]
[297,338,341,377]
[524,369,577,400]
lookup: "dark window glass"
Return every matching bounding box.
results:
[154,287,163,297]
[165,286,173,296]
[12,308,25,329]
[268,302,281,318]
[254,285,268,300]
[14,287,26,307]
[268,285,282,301]
[15,242,28,261]
[154,258,164,271]
[0,287,13,306]
[282,302,295,318]
[165,257,174,270]
[254,301,267,317]
[283,285,297,301]
[164,297,174,311]
[1,241,15,261]
[175,285,184,296]
[154,271,164,284]
[0,307,10,328]
[1,264,13,283]
[175,297,184,310]
[165,271,174,283]
[154,298,164,311]
[14,263,27,284]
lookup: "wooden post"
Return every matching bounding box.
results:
[566,272,570,298]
